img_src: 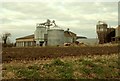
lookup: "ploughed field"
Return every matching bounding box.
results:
[2,46,119,63]
[2,46,119,79]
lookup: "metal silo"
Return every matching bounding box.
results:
[47,26,64,46]
[116,26,120,37]
[34,24,47,46]
[96,21,108,44]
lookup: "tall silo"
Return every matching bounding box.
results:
[115,25,120,42]
[116,25,120,37]
[34,24,47,46]
[47,26,64,46]
[96,21,108,44]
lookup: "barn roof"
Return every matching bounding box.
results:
[16,34,34,40]
[64,31,76,37]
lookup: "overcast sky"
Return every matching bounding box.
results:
[0,1,118,42]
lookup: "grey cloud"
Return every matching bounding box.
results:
[1,2,118,42]
[2,2,118,22]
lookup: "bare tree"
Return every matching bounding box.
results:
[2,32,11,44]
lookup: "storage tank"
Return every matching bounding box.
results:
[96,21,108,44]
[34,24,47,46]
[47,26,64,46]
[116,25,120,37]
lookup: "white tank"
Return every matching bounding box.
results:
[34,25,47,45]
[116,26,120,37]
[47,26,64,46]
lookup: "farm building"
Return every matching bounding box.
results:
[96,21,120,44]
[16,34,35,47]
[64,29,77,43]
[112,25,120,43]
[16,20,79,47]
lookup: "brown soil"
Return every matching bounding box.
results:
[2,46,119,63]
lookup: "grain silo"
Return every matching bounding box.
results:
[47,26,64,46]
[114,25,120,42]
[116,25,120,37]
[34,23,47,46]
[96,21,108,44]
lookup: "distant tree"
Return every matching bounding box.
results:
[1,32,11,44]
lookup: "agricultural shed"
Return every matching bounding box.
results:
[64,31,77,43]
[16,31,77,47]
[16,34,35,47]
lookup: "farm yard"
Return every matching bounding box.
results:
[1,1,120,80]
[1,45,120,79]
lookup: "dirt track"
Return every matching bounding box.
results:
[2,46,119,63]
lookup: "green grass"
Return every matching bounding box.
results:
[51,58,65,66]
[43,58,73,79]
[2,65,41,79]
[2,54,119,79]
[16,68,40,79]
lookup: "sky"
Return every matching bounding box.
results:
[0,0,119,43]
